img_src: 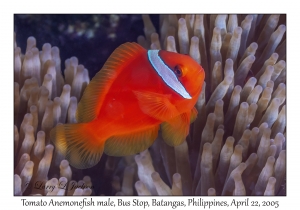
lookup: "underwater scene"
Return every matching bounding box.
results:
[14,14,286,196]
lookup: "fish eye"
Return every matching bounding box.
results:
[174,65,183,77]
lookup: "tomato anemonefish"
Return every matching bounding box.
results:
[50,42,205,169]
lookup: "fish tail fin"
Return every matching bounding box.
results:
[50,122,104,169]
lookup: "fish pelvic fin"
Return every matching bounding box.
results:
[190,107,198,123]
[104,125,159,156]
[50,122,104,169]
[161,111,191,146]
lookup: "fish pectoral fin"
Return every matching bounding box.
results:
[190,107,198,123]
[104,125,159,156]
[50,123,104,169]
[161,112,191,146]
[133,90,180,121]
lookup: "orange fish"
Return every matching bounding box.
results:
[50,42,205,169]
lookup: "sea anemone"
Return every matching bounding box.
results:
[14,34,93,195]
[129,14,286,196]
[14,14,286,196]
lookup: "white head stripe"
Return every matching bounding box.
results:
[147,50,192,99]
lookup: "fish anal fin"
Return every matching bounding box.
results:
[190,107,198,123]
[133,90,180,122]
[104,126,159,156]
[77,42,145,123]
[50,123,104,169]
[161,112,191,146]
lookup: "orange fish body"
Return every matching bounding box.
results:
[51,43,205,169]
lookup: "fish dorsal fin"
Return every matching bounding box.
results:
[161,111,191,146]
[190,107,198,123]
[104,125,159,156]
[133,90,180,121]
[76,42,145,122]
